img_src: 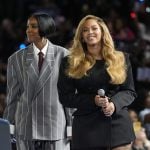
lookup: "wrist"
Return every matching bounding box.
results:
[110,102,115,113]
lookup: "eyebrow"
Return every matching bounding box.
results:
[27,23,38,26]
[83,25,98,28]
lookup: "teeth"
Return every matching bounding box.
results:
[88,37,94,40]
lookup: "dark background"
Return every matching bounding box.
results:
[0,0,150,116]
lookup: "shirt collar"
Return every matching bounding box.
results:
[33,40,48,58]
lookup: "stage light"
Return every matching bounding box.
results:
[138,0,145,2]
[19,43,26,49]
[130,11,137,19]
[146,7,150,13]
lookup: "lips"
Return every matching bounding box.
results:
[87,36,95,40]
[27,34,38,40]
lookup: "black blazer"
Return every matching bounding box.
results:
[58,53,137,149]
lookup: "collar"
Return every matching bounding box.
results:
[33,39,48,58]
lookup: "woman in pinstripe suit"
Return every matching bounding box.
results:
[3,11,72,150]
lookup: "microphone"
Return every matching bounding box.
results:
[97,89,106,109]
[97,89,105,98]
[98,89,112,149]
[98,89,111,102]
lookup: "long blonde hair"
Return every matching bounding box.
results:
[67,15,127,84]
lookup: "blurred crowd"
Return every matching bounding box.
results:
[0,0,150,149]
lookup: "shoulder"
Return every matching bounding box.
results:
[60,56,69,68]
[123,52,131,66]
[61,55,69,64]
[116,50,131,64]
[48,41,69,57]
[8,49,25,62]
[56,45,68,52]
[123,52,130,59]
[56,45,69,56]
[8,44,31,62]
[48,41,68,52]
[58,56,69,75]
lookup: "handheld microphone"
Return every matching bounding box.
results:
[98,89,111,102]
[97,89,106,109]
[98,88,112,149]
[97,89,105,98]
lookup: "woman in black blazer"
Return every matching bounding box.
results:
[57,15,137,150]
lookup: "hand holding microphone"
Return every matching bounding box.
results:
[95,89,109,108]
[95,89,115,116]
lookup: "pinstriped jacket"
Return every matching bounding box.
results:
[3,41,72,140]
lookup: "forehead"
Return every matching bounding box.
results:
[27,17,38,25]
[83,19,99,28]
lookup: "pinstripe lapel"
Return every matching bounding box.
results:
[25,44,39,84]
[33,41,55,98]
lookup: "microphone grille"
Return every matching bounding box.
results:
[97,89,105,96]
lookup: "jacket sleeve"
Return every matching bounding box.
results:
[3,56,20,124]
[57,57,97,109]
[110,53,137,113]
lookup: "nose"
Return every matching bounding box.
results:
[88,28,93,34]
[26,25,34,33]
[26,27,31,33]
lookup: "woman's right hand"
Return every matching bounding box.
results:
[95,95,109,108]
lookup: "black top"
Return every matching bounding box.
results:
[58,53,137,149]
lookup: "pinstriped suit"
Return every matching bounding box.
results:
[3,41,72,149]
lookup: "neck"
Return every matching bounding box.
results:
[87,44,102,60]
[34,38,47,50]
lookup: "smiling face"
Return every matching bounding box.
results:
[26,17,42,43]
[82,19,102,47]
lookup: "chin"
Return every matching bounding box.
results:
[27,38,34,43]
[88,43,97,46]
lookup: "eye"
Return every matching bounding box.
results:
[31,24,39,28]
[26,24,39,29]
[82,28,89,32]
[93,27,98,30]
[91,27,99,31]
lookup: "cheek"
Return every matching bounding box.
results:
[82,33,86,41]
[97,33,102,41]
[82,33,90,42]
